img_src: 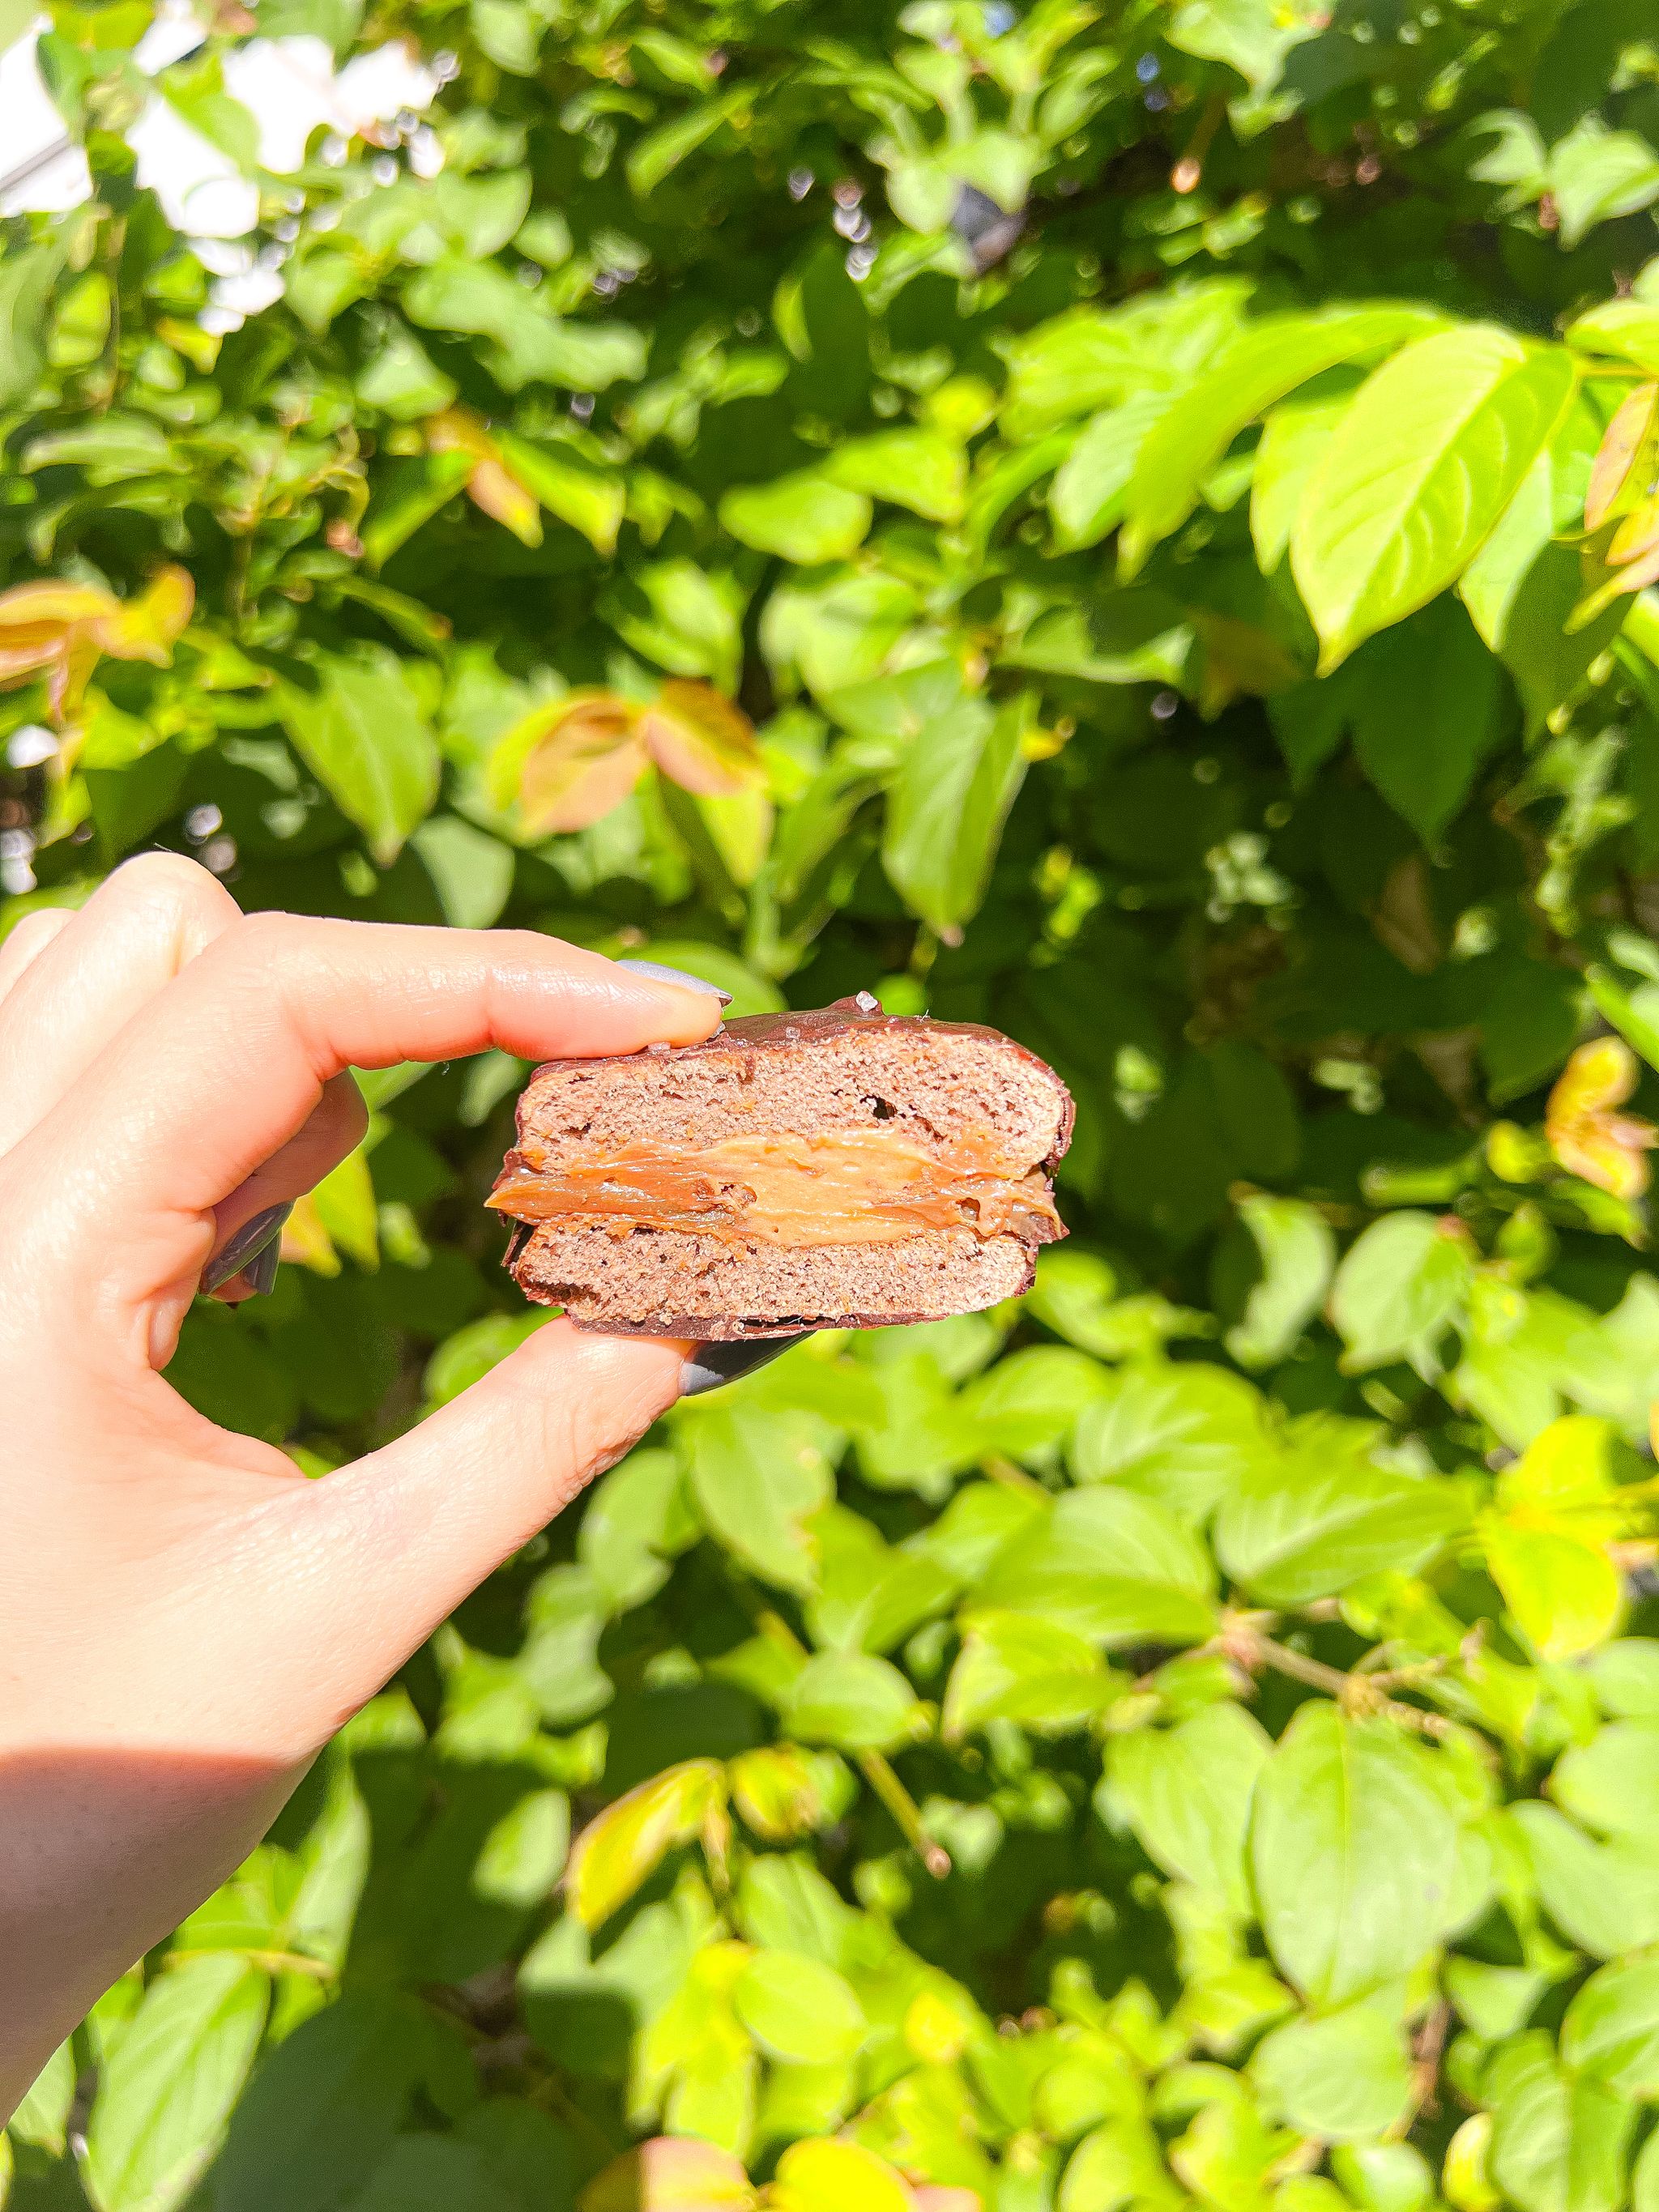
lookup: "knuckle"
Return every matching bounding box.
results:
[107,849,225,911]
[3,908,66,958]
[229,908,300,965]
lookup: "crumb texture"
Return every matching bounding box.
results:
[514,1221,1038,1336]
[516,1012,1070,1166]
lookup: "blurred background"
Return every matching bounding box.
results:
[7,1,1659,2207]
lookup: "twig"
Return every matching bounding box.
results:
[1210,1619,1459,1742]
[1392,2000,1450,2137]
[980,1452,1049,1498]
[164,1946,335,1980]
[861,1751,952,1879]
[750,1604,950,1877]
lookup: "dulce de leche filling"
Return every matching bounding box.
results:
[488,1127,1060,1247]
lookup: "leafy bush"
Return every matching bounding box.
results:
[9,0,1659,2205]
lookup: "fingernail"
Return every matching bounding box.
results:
[242,1238,282,1298]
[203,1202,292,1294]
[616,957,732,1007]
[680,1332,812,1398]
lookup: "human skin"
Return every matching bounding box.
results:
[0,853,724,2116]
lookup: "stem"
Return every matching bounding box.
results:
[748,1605,949,1877]
[1392,2000,1451,2137]
[1218,1626,1459,1742]
[529,2070,623,2163]
[164,1946,334,1980]
[980,1452,1048,1498]
[861,1750,951,1880]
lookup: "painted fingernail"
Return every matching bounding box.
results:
[241,1238,282,1298]
[680,1332,812,1398]
[202,1202,292,1294]
[616,957,732,1006]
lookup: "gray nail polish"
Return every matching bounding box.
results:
[616,957,732,1007]
[680,1332,812,1397]
[241,1238,282,1298]
[203,1202,292,1294]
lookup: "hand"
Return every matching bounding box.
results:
[0,855,724,2115]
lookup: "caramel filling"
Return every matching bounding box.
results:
[488,1128,1059,1247]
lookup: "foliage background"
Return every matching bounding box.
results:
[11,0,1659,2206]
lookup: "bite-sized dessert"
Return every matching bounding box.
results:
[488,993,1073,1338]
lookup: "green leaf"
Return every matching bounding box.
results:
[0,242,65,408]
[1000,284,1249,438]
[1511,1802,1659,1958]
[1222,1194,1336,1369]
[601,560,748,693]
[1047,394,1171,551]
[424,1313,549,1408]
[943,1612,1117,1740]
[1290,327,1577,668]
[1549,119,1659,250]
[805,1505,955,1654]
[1350,597,1504,842]
[825,428,967,522]
[1552,1720,1659,1841]
[1167,0,1327,92]
[770,2138,912,2212]
[1119,304,1445,576]
[473,1788,570,1908]
[1328,1211,1476,1373]
[719,473,872,564]
[1251,369,1367,573]
[215,1992,453,2212]
[360,451,476,569]
[1589,1640,1659,1717]
[410,816,515,931]
[403,259,646,390]
[1563,1951,1659,2095]
[1249,1999,1414,2142]
[1250,1703,1462,2005]
[781,1651,924,1751]
[684,1401,835,1594]
[356,326,458,421]
[279,647,441,864]
[337,2136,518,2212]
[565,1759,725,1929]
[732,1950,867,2064]
[627,89,747,195]
[84,1956,267,2212]
[1486,2031,1636,2212]
[957,1345,1111,1463]
[881,686,1027,935]
[1484,1522,1623,1661]
[9,2039,76,2153]
[1072,1360,1265,1523]
[1104,1703,1272,1914]
[973,1487,1218,1646]
[1216,1418,1469,1605]
[494,433,625,556]
[1459,390,1616,733]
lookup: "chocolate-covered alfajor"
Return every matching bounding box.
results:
[488,994,1073,1338]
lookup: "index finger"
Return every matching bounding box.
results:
[26,912,725,1315]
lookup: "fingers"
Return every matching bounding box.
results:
[24,913,724,1340]
[206,1072,369,1303]
[0,855,240,1158]
[280,1323,687,1724]
[0,908,74,1012]
[214,1072,369,1243]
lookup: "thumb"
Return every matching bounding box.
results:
[284,1322,687,1721]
